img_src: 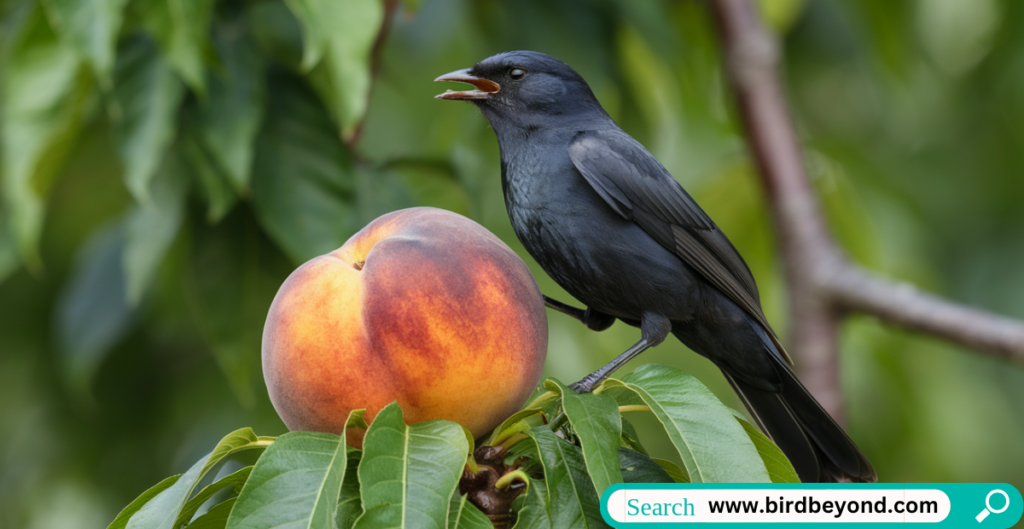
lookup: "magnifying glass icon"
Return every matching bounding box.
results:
[976,489,1010,522]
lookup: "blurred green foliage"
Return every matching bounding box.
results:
[1,0,1023,526]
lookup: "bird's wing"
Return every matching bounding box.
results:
[568,129,791,364]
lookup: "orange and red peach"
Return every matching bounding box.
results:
[262,207,548,442]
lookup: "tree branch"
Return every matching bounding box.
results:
[345,0,400,150]
[709,0,1024,422]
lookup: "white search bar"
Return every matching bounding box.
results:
[605,488,951,524]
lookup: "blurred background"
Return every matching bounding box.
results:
[2,0,1024,526]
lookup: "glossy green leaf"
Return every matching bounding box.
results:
[56,223,134,392]
[185,498,235,529]
[353,403,469,529]
[284,0,383,138]
[123,146,189,305]
[140,0,213,94]
[196,18,265,192]
[174,466,252,528]
[736,417,800,483]
[40,0,129,82]
[127,428,269,529]
[112,36,186,204]
[226,429,351,529]
[334,450,362,529]
[201,428,272,478]
[1,6,90,267]
[126,452,211,529]
[511,479,550,529]
[600,364,770,483]
[107,475,181,529]
[618,448,673,484]
[651,458,689,484]
[526,427,608,529]
[545,379,622,496]
[447,494,492,529]
[250,73,356,263]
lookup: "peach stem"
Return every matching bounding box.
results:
[494,470,530,492]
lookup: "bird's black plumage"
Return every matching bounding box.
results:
[436,51,875,483]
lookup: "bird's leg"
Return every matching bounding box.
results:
[543,295,616,331]
[569,312,671,393]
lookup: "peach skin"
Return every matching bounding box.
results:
[262,207,548,443]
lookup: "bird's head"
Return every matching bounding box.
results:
[434,51,610,133]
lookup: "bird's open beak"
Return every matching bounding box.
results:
[434,68,500,100]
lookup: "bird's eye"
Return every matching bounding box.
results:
[509,68,526,80]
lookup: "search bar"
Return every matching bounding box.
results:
[600,483,1022,528]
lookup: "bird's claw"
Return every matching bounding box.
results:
[569,375,602,394]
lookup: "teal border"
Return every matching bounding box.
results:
[599,483,1023,528]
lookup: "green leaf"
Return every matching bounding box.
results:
[112,36,186,204]
[107,475,181,529]
[651,458,689,484]
[244,0,303,69]
[185,498,235,529]
[735,417,800,483]
[544,379,622,496]
[486,409,542,446]
[123,145,189,305]
[618,418,647,456]
[284,0,384,138]
[40,0,129,82]
[618,448,674,484]
[447,494,492,529]
[181,132,236,223]
[1,6,91,268]
[196,18,265,192]
[353,402,469,529]
[56,223,134,393]
[334,450,362,529]
[250,72,356,263]
[226,429,351,529]
[174,466,252,528]
[127,428,269,529]
[126,453,211,529]
[280,0,325,70]
[140,0,213,94]
[201,428,272,479]
[600,364,770,483]
[526,427,608,529]
[511,479,550,529]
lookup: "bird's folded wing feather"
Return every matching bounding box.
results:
[568,129,791,364]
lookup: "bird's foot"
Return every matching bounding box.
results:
[568,374,604,394]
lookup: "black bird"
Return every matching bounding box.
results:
[434,51,875,483]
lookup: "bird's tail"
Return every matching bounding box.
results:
[722,364,877,483]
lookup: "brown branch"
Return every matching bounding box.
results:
[345,0,400,150]
[709,0,1024,423]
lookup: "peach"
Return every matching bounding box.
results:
[262,207,548,442]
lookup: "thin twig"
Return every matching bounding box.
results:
[345,0,400,149]
[709,0,1024,423]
